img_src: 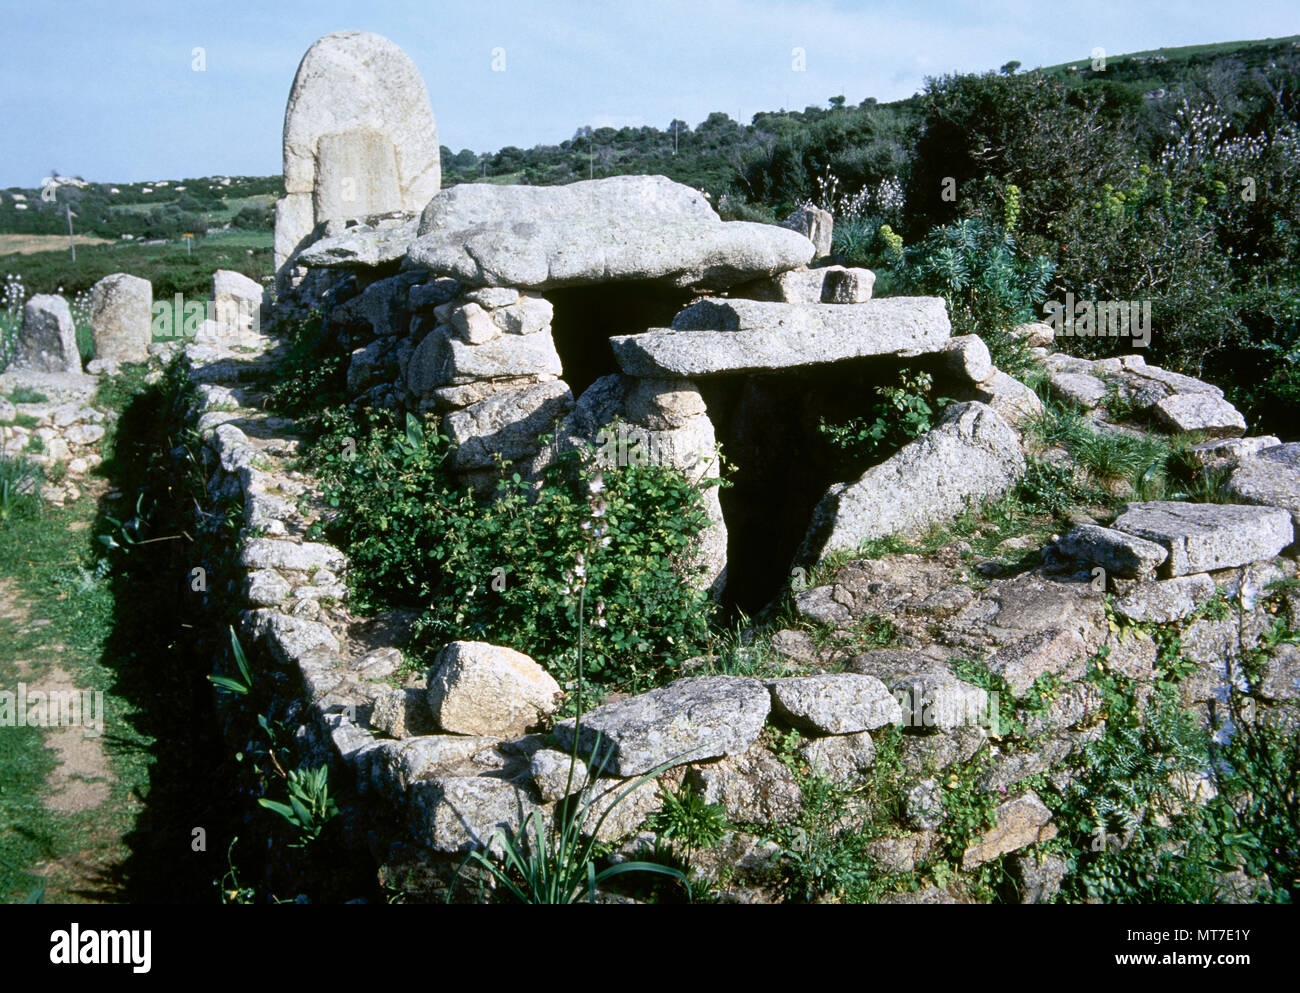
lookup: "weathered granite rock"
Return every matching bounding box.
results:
[211,269,264,334]
[1154,392,1246,437]
[683,745,802,824]
[960,790,1057,869]
[578,777,663,843]
[609,296,951,378]
[943,335,993,385]
[970,370,1044,428]
[14,295,79,373]
[444,381,574,470]
[1189,435,1282,467]
[530,748,588,802]
[90,273,152,363]
[295,214,421,269]
[766,674,902,734]
[1048,371,1108,410]
[733,265,875,304]
[1014,851,1068,904]
[277,31,440,274]
[1112,573,1218,625]
[1056,523,1169,579]
[1256,644,1300,701]
[552,676,770,777]
[1223,453,1300,529]
[377,734,500,793]
[1112,502,1294,577]
[370,687,437,739]
[780,205,833,257]
[822,267,875,304]
[987,628,1088,696]
[426,641,562,737]
[798,731,876,784]
[799,402,1025,563]
[406,176,814,290]
[239,538,346,574]
[890,671,992,733]
[905,779,946,830]
[1011,322,1055,348]
[408,776,540,856]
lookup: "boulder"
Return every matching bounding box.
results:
[1048,371,1108,410]
[766,673,902,734]
[426,641,562,737]
[960,790,1057,869]
[405,175,814,291]
[552,676,770,777]
[942,335,993,385]
[90,273,152,363]
[443,381,574,470]
[408,776,540,856]
[1223,453,1300,529]
[779,205,833,257]
[211,270,264,334]
[1056,523,1169,579]
[14,295,79,373]
[295,213,420,269]
[610,297,951,378]
[530,748,588,802]
[1112,502,1294,577]
[733,265,875,304]
[1154,393,1246,437]
[798,402,1025,564]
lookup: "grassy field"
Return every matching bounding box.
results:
[0,234,116,256]
[1,239,273,298]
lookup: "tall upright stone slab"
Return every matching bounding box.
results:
[90,273,152,363]
[275,31,441,287]
[14,295,80,373]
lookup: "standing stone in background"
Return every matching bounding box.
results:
[90,273,152,363]
[780,205,834,258]
[211,269,266,335]
[14,295,80,373]
[275,31,441,285]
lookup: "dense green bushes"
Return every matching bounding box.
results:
[309,409,718,693]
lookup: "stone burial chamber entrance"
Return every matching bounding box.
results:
[699,353,933,613]
[544,283,695,400]
[283,161,1037,610]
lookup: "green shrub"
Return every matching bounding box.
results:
[887,216,1051,375]
[317,411,718,691]
[817,370,950,472]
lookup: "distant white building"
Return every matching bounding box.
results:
[11,192,27,201]
[14,202,27,210]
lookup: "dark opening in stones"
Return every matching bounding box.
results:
[545,283,695,398]
[702,353,964,615]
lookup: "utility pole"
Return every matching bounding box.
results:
[65,203,76,262]
[673,120,678,155]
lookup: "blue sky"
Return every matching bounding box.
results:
[0,0,1296,187]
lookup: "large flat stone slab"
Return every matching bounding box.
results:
[609,297,951,377]
[552,676,770,777]
[1154,392,1246,437]
[405,175,814,291]
[1112,501,1294,577]
[798,402,1024,563]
